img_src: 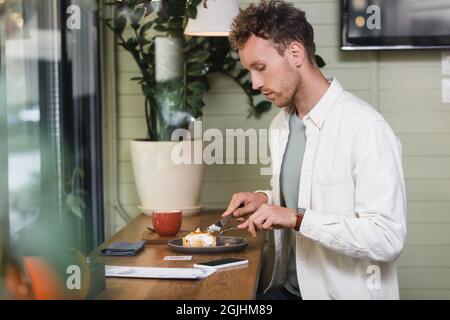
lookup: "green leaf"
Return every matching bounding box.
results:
[191,0,203,7]
[131,7,145,28]
[182,43,195,54]
[187,63,210,76]
[139,38,152,47]
[315,54,326,68]
[187,81,209,93]
[250,88,260,96]
[154,24,169,32]
[126,37,139,48]
[223,57,237,70]
[139,21,154,37]
[255,101,272,114]
[186,5,197,19]
[187,95,205,109]
[167,1,186,17]
[115,15,127,35]
[189,108,203,119]
[168,18,183,30]
[243,80,252,90]
[236,69,249,80]
[147,41,155,53]
[168,29,184,38]
[157,16,169,24]
[188,50,211,63]
[196,36,208,45]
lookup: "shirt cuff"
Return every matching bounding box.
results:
[299,209,323,240]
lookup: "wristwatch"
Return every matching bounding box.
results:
[294,207,306,231]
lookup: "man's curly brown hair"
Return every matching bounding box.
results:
[229,0,316,63]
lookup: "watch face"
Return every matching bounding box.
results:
[296,208,306,215]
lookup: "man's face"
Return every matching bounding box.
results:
[239,35,300,108]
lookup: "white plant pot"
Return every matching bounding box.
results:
[130,140,204,216]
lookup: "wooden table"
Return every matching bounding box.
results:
[93,210,265,300]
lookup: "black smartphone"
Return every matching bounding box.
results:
[193,258,248,269]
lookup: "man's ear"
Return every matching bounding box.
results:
[287,42,306,68]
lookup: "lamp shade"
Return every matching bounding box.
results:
[184,0,240,36]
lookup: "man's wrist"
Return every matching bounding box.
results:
[255,192,268,204]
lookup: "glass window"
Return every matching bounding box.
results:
[0,0,103,268]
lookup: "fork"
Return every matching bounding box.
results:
[216,227,242,241]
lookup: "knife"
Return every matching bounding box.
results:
[206,215,234,234]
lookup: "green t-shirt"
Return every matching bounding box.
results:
[280,111,306,297]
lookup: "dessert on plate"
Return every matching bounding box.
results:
[183,228,217,247]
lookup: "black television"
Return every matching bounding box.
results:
[341,0,450,50]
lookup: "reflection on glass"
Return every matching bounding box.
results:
[1,0,104,299]
[4,0,46,237]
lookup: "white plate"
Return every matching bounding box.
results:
[138,204,203,217]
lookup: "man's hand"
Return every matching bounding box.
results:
[222,192,268,218]
[237,204,298,237]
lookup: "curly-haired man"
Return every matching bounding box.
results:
[222,0,406,300]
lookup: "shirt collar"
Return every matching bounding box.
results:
[283,77,343,129]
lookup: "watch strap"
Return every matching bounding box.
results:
[294,208,306,231]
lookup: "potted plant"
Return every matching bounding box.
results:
[100,0,325,215]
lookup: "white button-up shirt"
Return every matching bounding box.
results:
[256,78,406,300]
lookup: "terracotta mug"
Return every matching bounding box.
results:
[152,210,182,236]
